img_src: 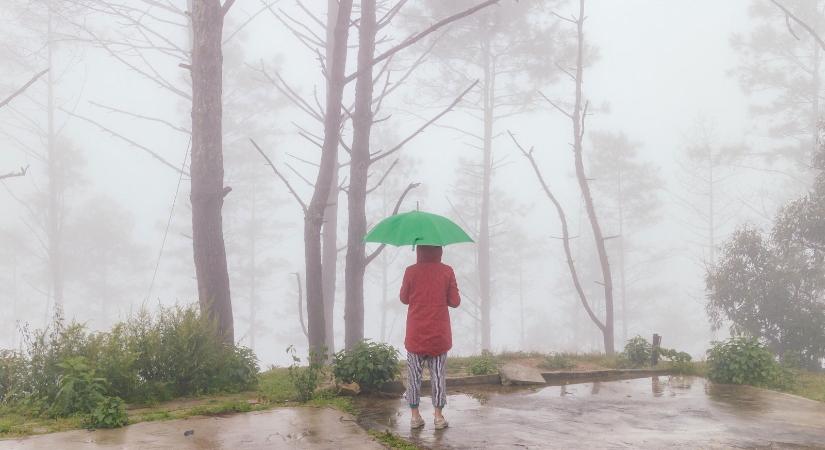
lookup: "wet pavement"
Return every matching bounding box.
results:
[0,407,383,450]
[357,376,825,449]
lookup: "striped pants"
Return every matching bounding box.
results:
[405,351,447,409]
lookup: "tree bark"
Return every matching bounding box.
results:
[571,0,614,354]
[344,0,377,350]
[46,7,64,317]
[306,0,353,361]
[190,0,233,343]
[321,0,340,356]
[478,37,494,352]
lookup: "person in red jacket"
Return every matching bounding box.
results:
[399,245,460,430]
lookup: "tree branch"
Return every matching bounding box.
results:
[0,166,29,181]
[365,158,399,194]
[371,80,478,163]
[63,108,189,176]
[222,0,237,16]
[294,272,308,339]
[343,0,500,84]
[250,138,308,213]
[508,130,605,331]
[770,0,825,51]
[365,182,421,265]
[0,69,49,109]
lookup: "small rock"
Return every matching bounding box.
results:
[500,362,546,386]
[337,382,361,396]
[184,429,194,437]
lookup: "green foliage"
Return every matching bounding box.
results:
[332,340,399,392]
[707,208,825,368]
[706,337,782,386]
[84,396,128,429]
[0,304,259,411]
[622,336,652,367]
[50,357,107,417]
[538,353,576,371]
[286,346,323,402]
[0,351,28,404]
[466,351,497,375]
[659,348,693,374]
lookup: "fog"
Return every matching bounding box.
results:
[0,0,818,367]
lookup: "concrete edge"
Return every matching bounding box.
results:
[541,368,675,382]
[376,368,676,395]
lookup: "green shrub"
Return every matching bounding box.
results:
[622,336,652,367]
[332,340,399,392]
[659,348,693,373]
[467,351,497,375]
[539,353,576,371]
[50,357,106,417]
[1,304,259,410]
[84,396,128,429]
[0,351,28,405]
[286,346,323,402]
[706,337,781,386]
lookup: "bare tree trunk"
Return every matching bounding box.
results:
[379,248,389,342]
[478,38,494,352]
[707,143,715,263]
[812,42,820,165]
[571,0,614,354]
[618,169,627,344]
[190,0,233,343]
[46,6,63,317]
[321,0,340,356]
[249,184,258,351]
[344,0,377,350]
[306,0,353,361]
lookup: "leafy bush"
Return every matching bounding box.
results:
[286,346,323,402]
[539,353,576,371]
[0,304,259,410]
[467,351,497,375]
[622,336,652,367]
[0,351,28,404]
[50,357,107,417]
[332,340,399,392]
[706,337,781,385]
[84,396,128,429]
[659,348,693,373]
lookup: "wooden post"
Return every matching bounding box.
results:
[652,333,661,366]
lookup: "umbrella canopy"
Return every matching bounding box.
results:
[364,210,474,247]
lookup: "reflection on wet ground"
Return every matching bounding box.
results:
[356,376,825,449]
[0,407,383,450]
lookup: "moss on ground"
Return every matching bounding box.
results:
[368,429,421,450]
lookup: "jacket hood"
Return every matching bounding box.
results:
[416,245,443,263]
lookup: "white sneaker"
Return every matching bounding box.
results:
[434,416,448,430]
[410,416,425,429]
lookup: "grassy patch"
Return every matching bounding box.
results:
[0,407,82,437]
[368,429,420,450]
[0,367,358,439]
[774,369,825,403]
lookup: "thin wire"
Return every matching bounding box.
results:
[145,139,191,303]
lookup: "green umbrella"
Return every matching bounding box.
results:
[364,210,474,247]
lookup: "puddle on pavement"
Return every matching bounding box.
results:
[356,376,825,449]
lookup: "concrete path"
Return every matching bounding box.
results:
[0,407,383,450]
[357,376,825,449]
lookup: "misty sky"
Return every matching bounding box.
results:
[0,0,795,365]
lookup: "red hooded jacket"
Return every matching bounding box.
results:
[399,246,461,356]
